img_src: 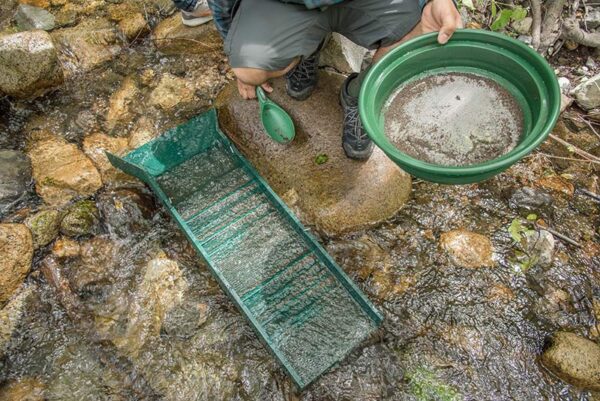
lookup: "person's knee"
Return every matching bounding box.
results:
[232,68,271,86]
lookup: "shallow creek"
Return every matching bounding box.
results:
[0,32,599,401]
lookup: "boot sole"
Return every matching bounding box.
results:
[285,80,317,101]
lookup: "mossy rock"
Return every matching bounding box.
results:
[25,209,62,248]
[60,200,99,237]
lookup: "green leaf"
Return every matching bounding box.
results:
[491,0,497,20]
[511,6,527,21]
[508,218,523,242]
[314,153,329,165]
[491,9,513,31]
[526,214,537,221]
[462,0,475,10]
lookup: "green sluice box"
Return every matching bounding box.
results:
[107,109,383,389]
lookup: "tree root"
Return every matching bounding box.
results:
[531,0,542,50]
[562,17,600,48]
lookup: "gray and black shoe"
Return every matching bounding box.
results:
[285,51,320,101]
[340,73,373,160]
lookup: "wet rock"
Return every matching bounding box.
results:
[162,301,209,339]
[511,17,532,35]
[113,254,188,356]
[24,209,62,248]
[152,13,222,55]
[51,19,121,76]
[28,135,102,206]
[573,73,600,110]
[440,229,494,268]
[149,73,196,111]
[19,0,49,8]
[320,33,369,74]
[15,4,55,31]
[0,150,31,214]
[0,224,33,305]
[217,71,412,235]
[128,116,159,148]
[105,76,140,132]
[51,236,80,258]
[69,236,118,291]
[510,187,553,210]
[82,132,133,185]
[524,229,555,267]
[60,200,99,237]
[541,332,600,390]
[0,377,45,401]
[118,13,149,42]
[97,188,155,238]
[0,285,35,358]
[536,175,574,197]
[0,31,63,99]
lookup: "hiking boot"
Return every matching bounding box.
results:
[340,73,373,160]
[285,51,320,101]
[181,1,213,27]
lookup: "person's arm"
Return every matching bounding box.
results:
[420,0,463,44]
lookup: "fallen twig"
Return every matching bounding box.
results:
[549,133,600,163]
[578,116,600,141]
[579,188,600,202]
[534,223,582,247]
[536,152,600,164]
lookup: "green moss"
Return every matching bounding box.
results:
[314,153,329,165]
[407,368,460,401]
[60,200,99,237]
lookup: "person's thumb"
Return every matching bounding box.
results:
[437,20,457,44]
[261,82,273,93]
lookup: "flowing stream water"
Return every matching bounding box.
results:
[0,24,599,401]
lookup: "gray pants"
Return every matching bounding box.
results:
[225,0,422,70]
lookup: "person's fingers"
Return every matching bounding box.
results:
[261,82,273,93]
[456,15,465,29]
[437,17,458,44]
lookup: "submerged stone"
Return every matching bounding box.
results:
[15,4,55,31]
[217,71,412,235]
[28,135,102,206]
[0,150,31,215]
[152,13,222,55]
[541,331,600,390]
[439,229,494,268]
[60,200,99,237]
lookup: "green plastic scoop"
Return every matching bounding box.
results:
[256,86,295,144]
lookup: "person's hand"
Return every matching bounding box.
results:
[421,0,463,45]
[237,79,273,100]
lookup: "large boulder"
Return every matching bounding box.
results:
[439,229,494,268]
[0,150,31,215]
[152,13,222,55]
[0,30,63,99]
[28,135,103,206]
[0,224,33,305]
[217,71,412,235]
[541,332,600,390]
[573,74,600,110]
